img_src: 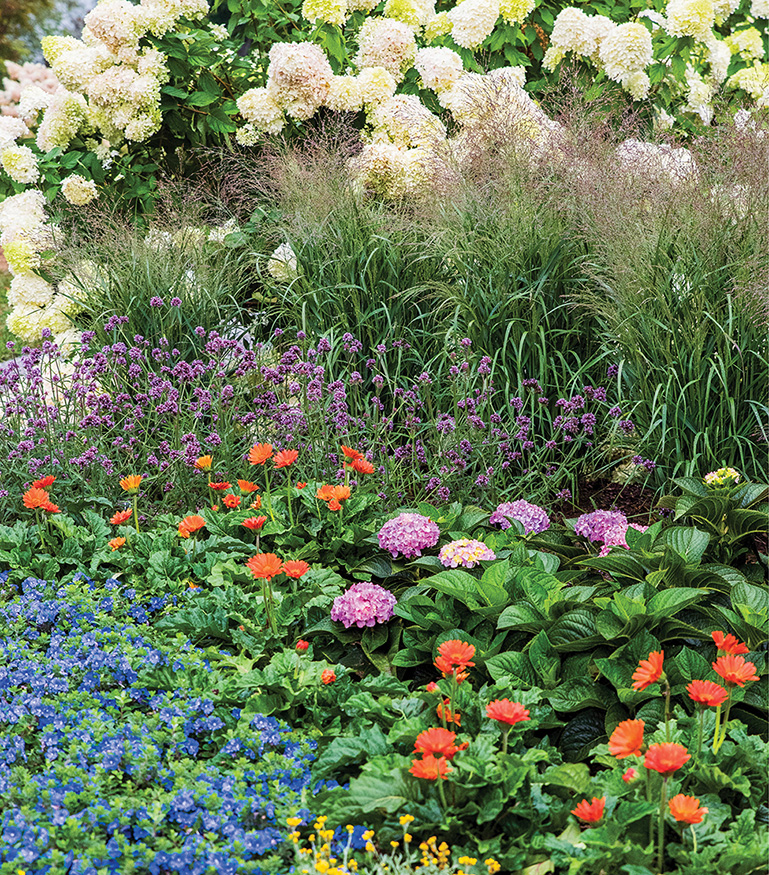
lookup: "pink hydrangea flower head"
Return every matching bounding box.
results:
[330,582,397,628]
[439,538,496,568]
[489,500,550,534]
[378,512,440,559]
[574,510,648,556]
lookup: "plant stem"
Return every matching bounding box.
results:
[690,824,697,855]
[658,776,668,875]
[501,727,511,756]
[714,690,733,754]
[265,470,275,523]
[712,703,722,754]
[646,767,654,849]
[286,469,294,528]
[133,494,140,534]
[696,708,704,759]
[663,680,671,742]
[437,776,448,811]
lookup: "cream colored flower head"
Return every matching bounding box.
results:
[61,174,98,206]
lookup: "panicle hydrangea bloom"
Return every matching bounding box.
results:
[0,116,30,150]
[369,93,446,148]
[7,273,56,308]
[0,144,39,183]
[35,89,89,152]
[724,27,765,61]
[378,512,440,558]
[705,35,732,82]
[302,0,349,26]
[751,0,769,16]
[439,538,496,568]
[61,174,98,205]
[424,10,453,39]
[355,18,418,80]
[330,582,397,628]
[548,8,601,56]
[266,42,334,120]
[357,66,398,105]
[383,0,437,29]
[615,138,698,185]
[665,0,715,39]
[622,70,651,99]
[267,243,299,282]
[326,75,364,112]
[499,0,535,22]
[489,500,551,534]
[237,87,284,134]
[414,47,464,93]
[727,62,769,100]
[446,0,500,49]
[598,22,653,82]
[703,467,740,486]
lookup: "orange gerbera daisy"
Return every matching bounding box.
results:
[109,536,126,551]
[712,654,759,687]
[248,443,273,465]
[571,797,605,823]
[351,457,375,474]
[42,501,60,513]
[321,668,336,685]
[283,560,310,579]
[687,679,728,707]
[332,484,351,502]
[668,794,708,824]
[237,479,259,494]
[316,484,335,501]
[486,699,531,727]
[178,515,206,538]
[711,631,749,655]
[223,494,241,509]
[242,516,267,530]
[622,767,638,783]
[23,487,50,509]
[434,640,476,677]
[209,481,231,491]
[295,482,307,489]
[119,475,142,493]
[250,496,262,510]
[410,754,451,781]
[194,455,213,471]
[32,475,56,488]
[340,445,363,461]
[328,499,342,511]
[437,699,461,725]
[644,742,691,776]
[110,509,133,525]
[274,449,298,468]
[608,719,645,758]
[245,553,283,579]
[414,727,459,759]
[631,650,664,690]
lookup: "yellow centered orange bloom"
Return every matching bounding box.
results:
[283,560,310,579]
[414,727,459,759]
[23,487,50,509]
[712,654,759,687]
[274,449,298,468]
[110,509,133,525]
[209,481,231,491]
[486,699,531,726]
[608,719,645,758]
[32,475,56,488]
[631,650,664,690]
[242,516,267,530]
[178,515,206,538]
[571,797,605,823]
[332,484,351,502]
[245,553,283,579]
[340,445,363,461]
[237,479,260,494]
[109,536,126,551]
[668,794,708,824]
[351,457,375,474]
[316,484,335,501]
[194,455,213,470]
[622,767,638,783]
[321,668,336,684]
[410,754,451,780]
[711,631,749,655]
[119,475,142,493]
[644,742,691,776]
[223,494,241,509]
[248,443,273,465]
[687,679,728,707]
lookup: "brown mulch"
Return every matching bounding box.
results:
[551,477,659,525]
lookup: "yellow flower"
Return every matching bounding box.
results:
[486,860,502,874]
[404,833,412,842]
[287,816,303,827]
[399,814,415,826]
[459,858,478,866]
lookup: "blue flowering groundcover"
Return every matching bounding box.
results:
[0,570,315,874]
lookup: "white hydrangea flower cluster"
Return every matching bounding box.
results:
[615,139,698,186]
[725,27,766,60]
[0,190,78,344]
[355,18,418,80]
[267,242,299,282]
[447,0,500,49]
[727,61,769,103]
[665,0,715,39]
[61,174,99,205]
[0,144,39,183]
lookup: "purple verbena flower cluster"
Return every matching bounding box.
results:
[489,500,551,534]
[377,512,440,559]
[330,582,397,628]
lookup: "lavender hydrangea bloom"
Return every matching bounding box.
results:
[439,538,496,568]
[489,500,550,534]
[377,512,440,559]
[574,509,648,556]
[330,582,397,629]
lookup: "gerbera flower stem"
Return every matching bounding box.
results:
[696,707,705,758]
[501,726,511,756]
[285,469,294,528]
[690,824,697,855]
[713,691,733,754]
[646,769,654,848]
[437,774,448,810]
[264,470,275,523]
[262,578,276,634]
[35,508,46,550]
[658,776,668,875]
[663,680,671,742]
[711,703,722,754]
[133,494,140,534]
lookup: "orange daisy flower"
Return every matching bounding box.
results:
[209,481,231,491]
[223,494,241,509]
[23,487,50,509]
[409,754,451,781]
[340,445,363,461]
[712,654,759,687]
[109,536,126,551]
[486,699,531,727]
[316,484,335,501]
[110,509,132,525]
[245,553,283,579]
[328,499,342,511]
[351,457,375,474]
[434,640,476,677]
[248,443,273,465]
[42,501,60,514]
[332,484,351,502]
[295,482,307,489]
[644,742,691,776]
[622,768,638,783]
[194,455,213,471]
[631,650,664,690]
[274,449,298,468]
[436,699,461,725]
[119,475,142,493]
[711,631,749,655]
[283,560,310,579]
[571,797,605,823]
[425,682,439,693]
[414,727,459,759]
[321,668,336,685]
[178,515,206,538]
[250,496,262,510]
[687,679,728,707]
[668,794,708,824]
[608,719,645,758]
[237,479,260,494]
[296,639,309,651]
[32,475,56,488]
[242,516,267,530]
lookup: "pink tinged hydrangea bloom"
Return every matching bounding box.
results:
[330,582,397,628]
[378,512,440,558]
[574,509,647,556]
[439,538,496,568]
[489,500,551,534]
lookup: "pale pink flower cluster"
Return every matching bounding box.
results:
[355,18,418,80]
[378,512,440,558]
[439,539,496,568]
[574,509,648,556]
[330,582,397,628]
[0,62,61,122]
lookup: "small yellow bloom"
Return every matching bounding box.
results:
[486,860,502,874]
[365,842,376,853]
[399,813,415,826]
[346,824,355,834]
[390,840,400,848]
[404,833,412,843]
[362,829,375,840]
[458,858,478,866]
[287,816,303,827]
